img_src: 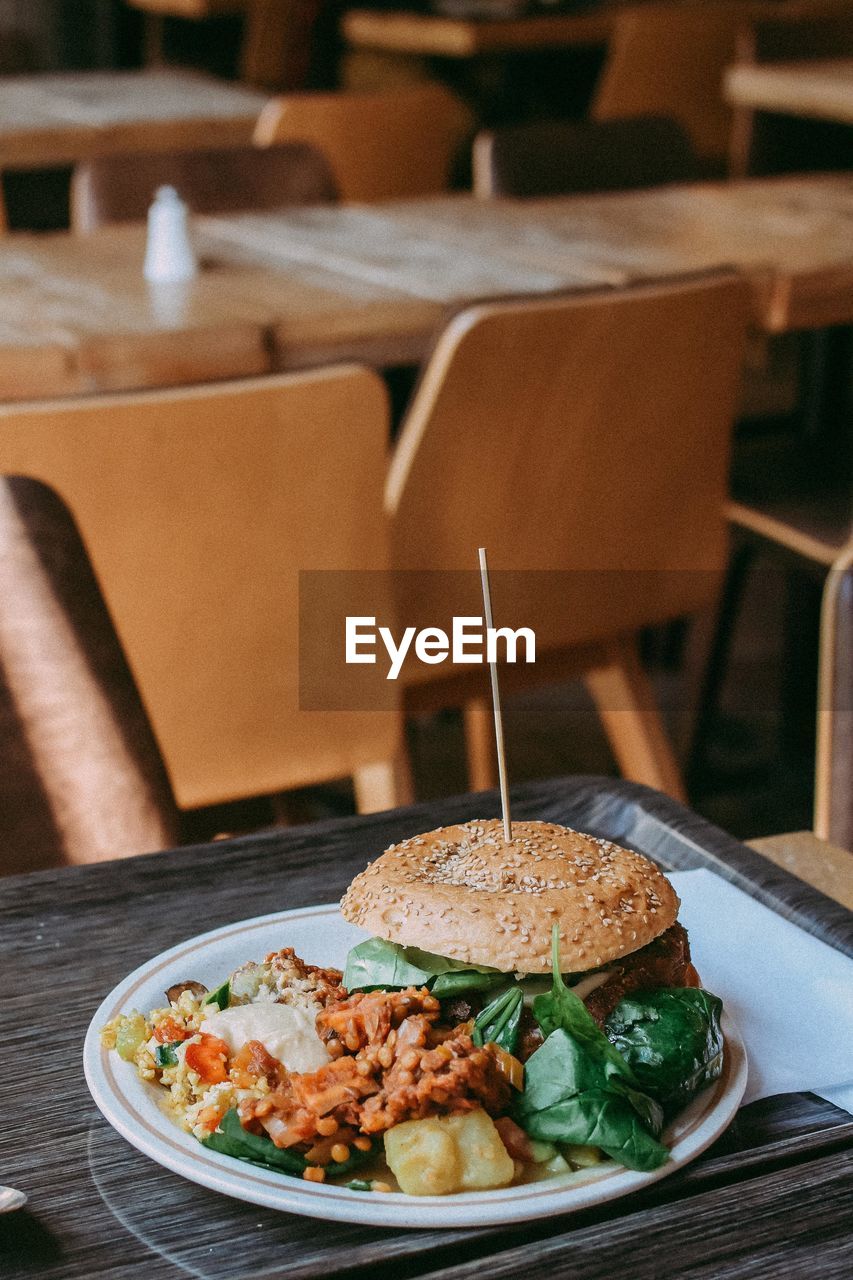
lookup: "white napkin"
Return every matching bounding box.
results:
[668,869,853,1111]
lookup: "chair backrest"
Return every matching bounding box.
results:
[70,141,338,233]
[0,476,179,873]
[731,3,853,174]
[0,368,399,810]
[592,3,746,170]
[253,85,473,201]
[239,0,324,91]
[472,115,700,199]
[386,275,750,683]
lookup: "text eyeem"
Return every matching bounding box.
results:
[346,616,536,681]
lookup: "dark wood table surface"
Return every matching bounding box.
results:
[2,777,852,1279]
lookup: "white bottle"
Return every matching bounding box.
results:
[143,185,198,284]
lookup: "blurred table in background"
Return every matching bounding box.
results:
[0,68,267,170]
[341,7,614,59]
[0,174,851,397]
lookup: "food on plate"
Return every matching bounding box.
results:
[102,819,725,1196]
[384,1109,514,1195]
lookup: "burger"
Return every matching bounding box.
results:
[341,817,700,1041]
[336,816,725,1189]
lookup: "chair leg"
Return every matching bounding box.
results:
[584,638,687,804]
[353,750,414,815]
[463,696,498,792]
[814,546,853,848]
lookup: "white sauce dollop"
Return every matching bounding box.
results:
[199,1003,330,1073]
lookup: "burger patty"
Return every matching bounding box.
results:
[516,922,696,1060]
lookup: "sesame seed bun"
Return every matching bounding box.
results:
[340,819,680,973]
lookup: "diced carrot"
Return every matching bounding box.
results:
[154,1016,191,1044]
[184,1034,230,1084]
[196,1105,225,1132]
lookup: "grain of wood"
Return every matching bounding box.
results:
[0,176,851,394]
[0,70,268,170]
[749,831,853,909]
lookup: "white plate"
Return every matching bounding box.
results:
[83,904,748,1228]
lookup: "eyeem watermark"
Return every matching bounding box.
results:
[346,615,536,680]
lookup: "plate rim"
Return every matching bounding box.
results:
[83,903,749,1228]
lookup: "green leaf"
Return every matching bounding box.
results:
[430,969,505,998]
[513,1020,668,1173]
[203,981,230,1011]
[343,937,501,997]
[203,1108,307,1174]
[532,926,635,1081]
[202,1109,377,1178]
[605,988,725,1112]
[154,1041,182,1068]
[515,1029,622,1114]
[519,1089,669,1172]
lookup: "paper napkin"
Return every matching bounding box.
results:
[668,869,853,1111]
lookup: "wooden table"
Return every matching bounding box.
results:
[726,58,853,127]
[0,174,851,399]
[0,69,268,171]
[341,7,614,59]
[341,1,814,60]
[1,776,851,1279]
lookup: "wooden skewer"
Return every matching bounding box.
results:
[478,547,512,841]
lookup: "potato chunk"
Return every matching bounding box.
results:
[384,1109,514,1196]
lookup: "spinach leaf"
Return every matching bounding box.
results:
[343,937,502,997]
[518,1087,669,1172]
[605,988,725,1112]
[513,1029,668,1171]
[203,1108,307,1174]
[202,1109,377,1178]
[471,987,524,1053]
[532,926,636,1081]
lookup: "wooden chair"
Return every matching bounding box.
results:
[592,3,748,173]
[692,439,853,846]
[816,541,853,849]
[128,0,320,91]
[239,0,324,91]
[71,142,337,232]
[472,115,700,199]
[254,84,473,201]
[0,476,179,874]
[385,274,750,802]
[0,368,404,816]
[730,4,853,176]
